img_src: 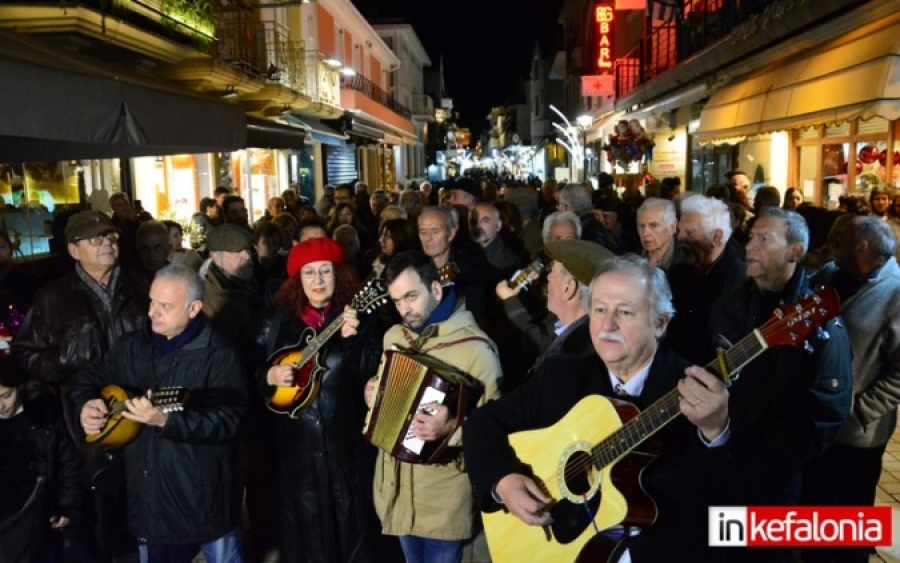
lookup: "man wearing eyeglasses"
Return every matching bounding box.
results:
[13,209,151,560]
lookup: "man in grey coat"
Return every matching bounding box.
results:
[802,216,900,563]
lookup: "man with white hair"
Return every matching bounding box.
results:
[466,255,735,561]
[666,195,746,364]
[541,211,582,245]
[636,198,687,271]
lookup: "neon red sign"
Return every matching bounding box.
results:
[594,2,614,72]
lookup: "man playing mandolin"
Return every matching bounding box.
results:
[259,237,385,563]
[72,264,247,563]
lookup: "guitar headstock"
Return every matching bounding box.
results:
[508,259,544,291]
[353,278,389,313]
[150,387,189,413]
[437,262,458,286]
[759,288,841,348]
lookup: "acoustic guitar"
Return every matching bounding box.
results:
[85,385,189,447]
[482,288,840,563]
[267,278,388,418]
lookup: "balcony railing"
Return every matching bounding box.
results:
[258,20,306,90]
[612,0,791,99]
[341,73,411,118]
[410,95,434,118]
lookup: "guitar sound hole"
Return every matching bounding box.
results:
[563,450,595,497]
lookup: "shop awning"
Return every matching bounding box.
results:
[0,30,246,162]
[696,19,900,143]
[247,117,306,149]
[281,114,347,146]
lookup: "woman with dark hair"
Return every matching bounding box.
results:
[258,237,384,563]
[782,187,803,210]
[327,202,373,259]
[161,220,203,271]
[0,356,83,562]
[368,218,420,280]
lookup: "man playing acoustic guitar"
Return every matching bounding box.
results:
[465,255,732,562]
[72,264,247,563]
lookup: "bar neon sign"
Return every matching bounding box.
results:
[595,2,615,72]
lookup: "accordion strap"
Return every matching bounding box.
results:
[401,327,495,355]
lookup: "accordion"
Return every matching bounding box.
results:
[363,347,484,464]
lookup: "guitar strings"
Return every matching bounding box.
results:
[558,310,805,484]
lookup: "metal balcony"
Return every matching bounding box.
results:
[341,73,411,118]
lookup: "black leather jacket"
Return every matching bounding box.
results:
[13,267,149,438]
[256,307,384,562]
[14,268,149,387]
[70,319,247,545]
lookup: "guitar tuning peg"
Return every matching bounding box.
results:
[816,327,830,341]
[803,340,815,354]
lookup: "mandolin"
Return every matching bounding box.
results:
[85,385,189,447]
[267,278,388,418]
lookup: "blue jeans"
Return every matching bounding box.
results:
[138,527,243,563]
[398,535,464,563]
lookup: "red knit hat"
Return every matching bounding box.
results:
[287,237,346,278]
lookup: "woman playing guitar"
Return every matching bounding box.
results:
[260,237,385,563]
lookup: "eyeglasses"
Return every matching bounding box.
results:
[77,232,120,246]
[300,266,334,280]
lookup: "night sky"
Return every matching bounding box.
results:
[352,0,566,134]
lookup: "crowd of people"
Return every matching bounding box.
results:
[0,170,897,563]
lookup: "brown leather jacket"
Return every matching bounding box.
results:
[13,267,149,435]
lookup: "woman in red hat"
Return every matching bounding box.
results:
[258,237,384,563]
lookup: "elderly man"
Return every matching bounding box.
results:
[710,207,851,517]
[471,203,522,282]
[202,224,260,346]
[14,210,149,434]
[73,265,247,562]
[801,216,900,563]
[365,250,501,563]
[418,205,489,322]
[496,239,611,374]
[636,198,687,271]
[465,255,734,561]
[542,211,582,244]
[666,195,746,364]
[14,209,149,559]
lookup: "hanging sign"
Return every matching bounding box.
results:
[594,2,615,72]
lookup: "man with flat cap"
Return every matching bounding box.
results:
[14,209,150,560]
[447,177,483,211]
[202,224,261,345]
[496,239,613,383]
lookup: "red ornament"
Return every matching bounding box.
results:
[858,145,879,164]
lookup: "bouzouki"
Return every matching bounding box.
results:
[482,288,841,563]
[85,385,189,447]
[267,278,388,418]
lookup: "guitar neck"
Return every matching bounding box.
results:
[590,329,768,469]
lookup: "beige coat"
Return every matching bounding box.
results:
[372,302,501,540]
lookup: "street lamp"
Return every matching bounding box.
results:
[575,114,594,183]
